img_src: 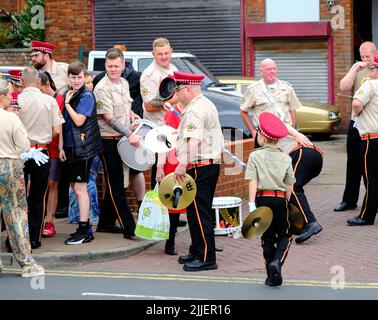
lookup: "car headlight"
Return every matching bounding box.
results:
[328,112,338,120]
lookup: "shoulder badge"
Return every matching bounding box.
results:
[141,87,149,97]
[185,123,197,132]
[96,101,104,110]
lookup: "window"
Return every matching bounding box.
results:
[266,0,319,22]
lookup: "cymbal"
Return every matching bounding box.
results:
[158,173,197,210]
[144,125,178,153]
[241,206,273,240]
[289,204,305,235]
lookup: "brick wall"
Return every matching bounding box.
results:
[44,0,93,64]
[98,139,253,213]
[0,49,32,66]
[243,0,354,132]
[0,0,18,13]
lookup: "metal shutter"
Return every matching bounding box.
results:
[94,0,241,76]
[254,47,328,103]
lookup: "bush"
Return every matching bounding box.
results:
[0,0,44,48]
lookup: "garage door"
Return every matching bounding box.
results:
[94,0,241,76]
[254,40,329,103]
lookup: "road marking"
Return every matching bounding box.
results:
[82,292,205,300]
[3,268,378,289]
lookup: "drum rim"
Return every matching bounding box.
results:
[212,196,242,208]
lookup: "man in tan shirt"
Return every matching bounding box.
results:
[94,48,140,240]
[335,41,377,212]
[172,71,224,272]
[18,66,64,249]
[240,58,301,146]
[30,40,69,94]
[346,56,378,226]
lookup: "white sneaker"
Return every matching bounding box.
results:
[21,264,45,278]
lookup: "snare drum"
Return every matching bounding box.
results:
[117,119,156,171]
[212,197,242,236]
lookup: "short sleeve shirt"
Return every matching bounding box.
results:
[353,79,378,135]
[63,91,95,148]
[42,60,69,94]
[94,75,133,137]
[176,94,224,164]
[245,145,296,191]
[240,79,301,127]
[140,61,177,125]
[351,65,372,120]
[18,87,65,144]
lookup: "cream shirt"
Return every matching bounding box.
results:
[94,75,133,137]
[18,87,64,144]
[245,145,296,191]
[0,108,30,158]
[176,94,224,164]
[42,60,69,94]
[140,61,177,125]
[240,79,301,127]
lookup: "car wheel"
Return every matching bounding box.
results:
[310,133,331,141]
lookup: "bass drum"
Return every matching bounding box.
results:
[117,119,156,171]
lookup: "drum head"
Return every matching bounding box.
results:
[117,137,155,171]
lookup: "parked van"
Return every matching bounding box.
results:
[87,50,249,140]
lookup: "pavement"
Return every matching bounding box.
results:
[2,134,378,283]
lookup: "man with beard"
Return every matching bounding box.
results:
[30,40,69,94]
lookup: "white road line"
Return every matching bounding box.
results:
[81,292,206,300]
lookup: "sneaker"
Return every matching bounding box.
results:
[42,222,56,238]
[70,226,94,238]
[64,228,94,245]
[21,264,45,278]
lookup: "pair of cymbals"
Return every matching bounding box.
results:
[158,173,197,210]
[241,204,304,239]
[144,125,178,153]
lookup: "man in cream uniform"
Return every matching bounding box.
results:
[30,40,69,94]
[240,58,301,146]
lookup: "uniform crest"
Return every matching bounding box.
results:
[185,123,197,132]
[96,101,104,110]
[141,87,149,97]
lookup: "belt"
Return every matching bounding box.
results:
[30,143,48,149]
[102,135,123,141]
[290,144,323,155]
[187,159,214,170]
[256,190,286,198]
[361,133,378,140]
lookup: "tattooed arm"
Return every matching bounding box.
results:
[102,113,139,147]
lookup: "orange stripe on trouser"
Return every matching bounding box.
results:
[100,154,124,229]
[38,184,49,241]
[360,140,370,220]
[291,148,308,224]
[193,167,208,262]
[281,201,293,263]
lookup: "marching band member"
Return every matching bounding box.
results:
[173,71,224,272]
[245,112,296,287]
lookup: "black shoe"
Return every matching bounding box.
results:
[165,244,177,256]
[96,225,123,233]
[268,260,283,286]
[334,202,357,212]
[347,216,373,226]
[265,276,275,286]
[183,259,218,272]
[65,228,94,245]
[295,221,322,244]
[123,232,135,240]
[178,254,195,264]
[5,237,12,253]
[55,207,68,219]
[215,246,224,252]
[177,220,187,227]
[30,241,41,249]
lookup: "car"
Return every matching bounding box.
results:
[217,76,341,140]
[88,51,249,140]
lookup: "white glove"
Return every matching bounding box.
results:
[20,148,36,161]
[248,201,256,213]
[31,148,49,166]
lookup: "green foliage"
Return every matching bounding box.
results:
[0,0,44,48]
[0,25,10,48]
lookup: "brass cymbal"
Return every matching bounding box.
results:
[241,206,273,240]
[289,204,305,235]
[158,173,197,210]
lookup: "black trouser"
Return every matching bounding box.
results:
[99,139,136,236]
[186,164,220,263]
[150,155,158,190]
[256,196,293,266]
[24,153,50,244]
[166,214,180,247]
[342,120,362,205]
[358,138,378,223]
[289,147,323,224]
